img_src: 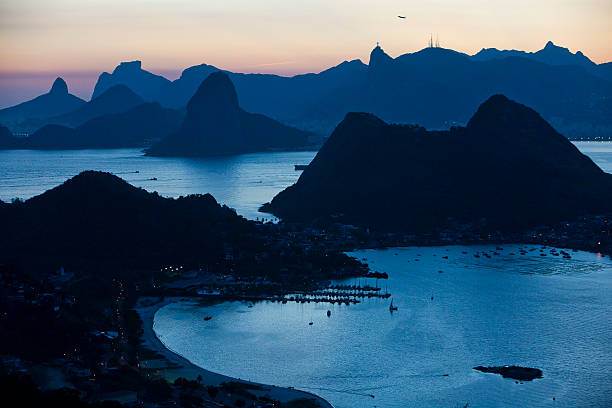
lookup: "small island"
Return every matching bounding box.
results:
[473,366,543,381]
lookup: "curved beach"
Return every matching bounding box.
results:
[135,297,334,408]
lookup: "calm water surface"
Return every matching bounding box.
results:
[155,245,612,408]
[0,142,610,219]
[0,148,316,220]
[574,142,612,172]
[2,144,612,406]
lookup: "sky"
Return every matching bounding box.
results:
[0,0,611,107]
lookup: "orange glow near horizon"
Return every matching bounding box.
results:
[1,0,611,74]
[0,0,611,106]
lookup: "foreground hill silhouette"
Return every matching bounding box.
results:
[262,95,612,231]
[0,103,183,150]
[0,171,250,275]
[93,42,612,139]
[146,72,311,156]
[0,78,85,130]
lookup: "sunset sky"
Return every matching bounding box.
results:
[1,0,611,107]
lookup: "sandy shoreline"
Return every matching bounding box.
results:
[134,296,334,407]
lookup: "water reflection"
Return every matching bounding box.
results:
[0,148,316,219]
[155,245,612,408]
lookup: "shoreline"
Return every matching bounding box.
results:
[134,296,334,408]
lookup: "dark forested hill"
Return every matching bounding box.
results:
[262,95,612,231]
[0,171,250,275]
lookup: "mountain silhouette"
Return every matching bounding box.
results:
[94,58,368,130]
[261,95,612,231]
[472,41,598,71]
[91,43,612,139]
[0,103,183,150]
[597,62,612,83]
[0,171,250,274]
[368,44,394,69]
[472,40,612,85]
[0,78,85,130]
[158,63,220,108]
[92,60,171,101]
[352,45,612,139]
[146,72,311,157]
[50,77,69,93]
[49,84,145,127]
[18,84,146,133]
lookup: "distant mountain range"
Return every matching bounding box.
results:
[472,41,605,75]
[146,72,312,157]
[88,41,612,139]
[0,78,85,130]
[261,95,612,231]
[1,41,611,145]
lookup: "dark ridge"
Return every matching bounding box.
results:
[49,84,145,127]
[262,95,612,231]
[0,103,183,150]
[0,171,250,276]
[472,40,595,70]
[22,124,79,149]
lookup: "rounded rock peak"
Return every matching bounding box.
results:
[544,40,556,49]
[50,77,68,94]
[188,71,239,112]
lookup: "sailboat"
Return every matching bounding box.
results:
[389,299,398,312]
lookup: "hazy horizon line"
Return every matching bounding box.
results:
[2,38,610,80]
[1,40,610,109]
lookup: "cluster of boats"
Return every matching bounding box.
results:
[470,246,573,259]
[284,295,360,305]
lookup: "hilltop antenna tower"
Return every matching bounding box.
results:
[428,33,441,48]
